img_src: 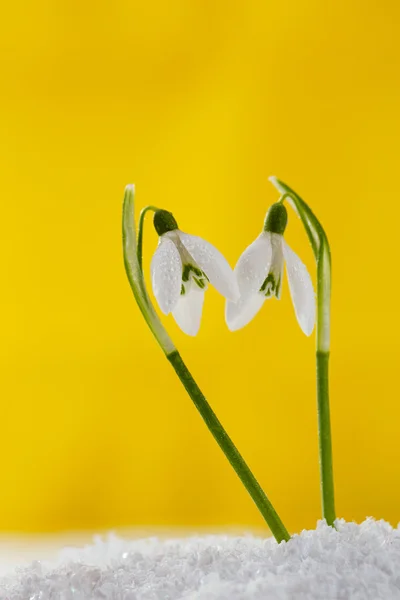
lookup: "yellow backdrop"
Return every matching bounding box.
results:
[1,0,400,533]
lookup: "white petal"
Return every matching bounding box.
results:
[282,239,316,336]
[225,293,266,331]
[172,288,205,336]
[178,232,239,301]
[151,237,182,314]
[234,232,273,299]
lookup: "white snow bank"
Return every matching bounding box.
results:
[1,518,400,599]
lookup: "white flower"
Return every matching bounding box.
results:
[151,211,239,336]
[226,204,316,336]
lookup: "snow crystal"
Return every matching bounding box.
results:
[2,519,400,599]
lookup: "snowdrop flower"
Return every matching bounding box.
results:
[151,210,239,336]
[226,202,316,335]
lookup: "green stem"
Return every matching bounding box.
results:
[168,350,290,543]
[122,184,291,542]
[316,350,335,525]
[137,205,159,271]
[269,177,336,526]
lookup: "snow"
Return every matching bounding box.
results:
[1,519,400,599]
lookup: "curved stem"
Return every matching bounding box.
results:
[269,177,336,526]
[122,184,290,542]
[137,205,159,271]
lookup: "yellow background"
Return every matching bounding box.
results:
[1,0,400,534]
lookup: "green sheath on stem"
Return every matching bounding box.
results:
[269,177,336,526]
[122,184,290,543]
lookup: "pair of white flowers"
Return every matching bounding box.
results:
[150,204,316,337]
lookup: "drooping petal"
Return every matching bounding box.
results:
[178,232,239,301]
[234,232,273,299]
[172,288,205,336]
[282,239,316,336]
[225,293,266,331]
[151,237,182,314]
